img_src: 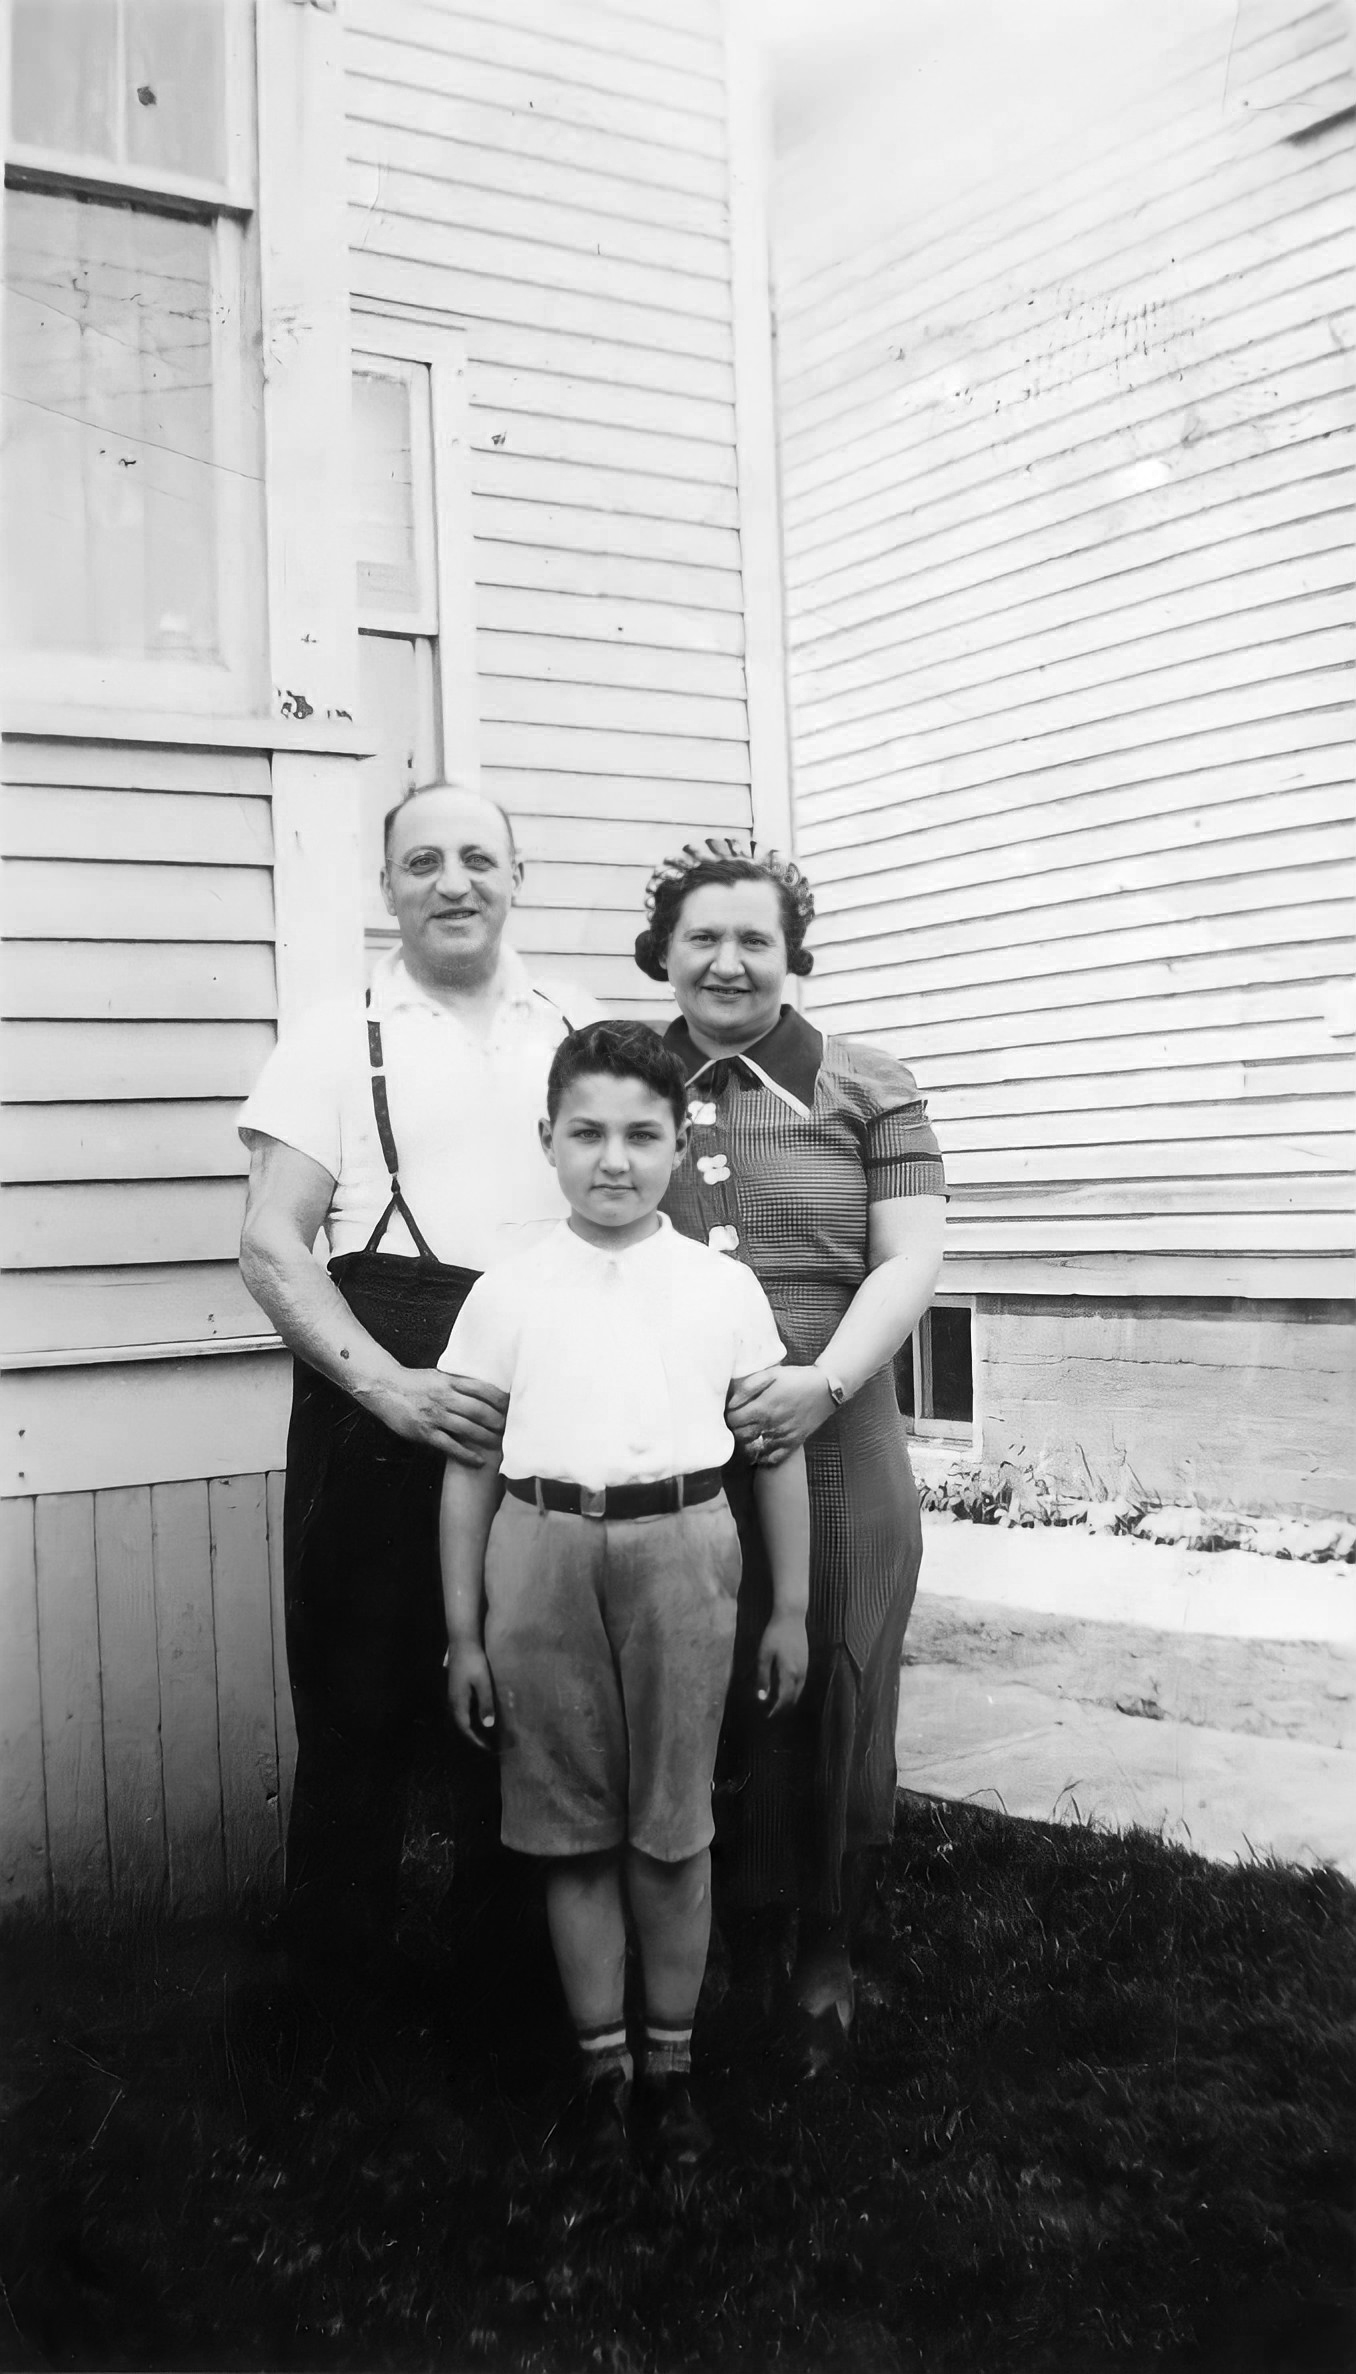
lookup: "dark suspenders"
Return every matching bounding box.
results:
[363,993,439,1262]
[360,984,574,1261]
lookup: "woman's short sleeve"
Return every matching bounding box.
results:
[834,1039,947,1205]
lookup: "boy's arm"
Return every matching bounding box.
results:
[440,1449,503,1749]
[751,1446,811,1716]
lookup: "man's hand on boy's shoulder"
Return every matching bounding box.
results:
[371,1368,508,1463]
[756,1611,809,1717]
[447,1638,498,1749]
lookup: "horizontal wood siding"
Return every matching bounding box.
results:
[0,1470,292,1911]
[0,741,277,1360]
[344,0,752,1015]
[774,0,1356,1287]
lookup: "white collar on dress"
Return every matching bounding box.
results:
[370,942,540,1021]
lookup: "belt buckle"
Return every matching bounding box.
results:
[580,1486,607,1520]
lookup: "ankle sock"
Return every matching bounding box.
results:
[643,2019,693,2080]
[576,2020,632,2089]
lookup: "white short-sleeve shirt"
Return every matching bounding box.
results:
[238,946,602,1270]
[438,1215,786,1488]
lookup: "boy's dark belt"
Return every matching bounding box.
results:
[504,1470,722,1521]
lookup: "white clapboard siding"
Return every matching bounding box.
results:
[2,1021,277,1103]
[344,0,753,1013]
[3,1180,248,1271]
[1,787,275,865]
[2,942,277,1022]
[775,1,1356,1275]
[1,1263,269,1359]
[5,1102,249,1184]
[0,740,279,1358]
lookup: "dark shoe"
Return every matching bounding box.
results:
[549,2070,632,2173]
[781,1993,853,2080]
[636,2075,712,2174]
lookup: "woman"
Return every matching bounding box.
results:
[635,839,946,2059]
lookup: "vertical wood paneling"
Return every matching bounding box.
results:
[267,1467,297,1829]
[33,1494,109,1903]
[0,1499,49,1907]
[209,1475,282,1896]
[150,1481,225,1909]
[93,1487,168,1906]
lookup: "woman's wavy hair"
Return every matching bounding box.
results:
[633,839,816,983]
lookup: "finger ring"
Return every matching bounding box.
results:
[750,1434,766,1457]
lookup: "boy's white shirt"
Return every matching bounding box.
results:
[437,1215,785,1489]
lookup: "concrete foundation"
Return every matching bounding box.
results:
[974,1296,1356,1516]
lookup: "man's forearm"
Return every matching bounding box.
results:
[240,1223,406,1404]
[753,1450,811,1618]
[440,1456,502,1643]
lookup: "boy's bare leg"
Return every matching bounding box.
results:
[544,1849,628,2032]
[625,1845,712,2032]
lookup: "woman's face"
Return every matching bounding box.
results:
[666,879,789,1048]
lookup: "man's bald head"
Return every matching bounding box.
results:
[383,782,518,865]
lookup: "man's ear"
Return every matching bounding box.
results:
[510,856,526,898]
[672,1121,691,1164]
[380,865,396,917]
[538,1114,556,1168]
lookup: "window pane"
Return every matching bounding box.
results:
[2,191,219,658]
[10,0,118,160]
[928,1307,974,1424]
[125,0,226,183]
[352,368,421,616]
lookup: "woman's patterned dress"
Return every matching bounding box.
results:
[661,1008,946,1917]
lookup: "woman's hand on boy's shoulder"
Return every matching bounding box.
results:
[447,1638,497,1750]
[756,1611,809,1717]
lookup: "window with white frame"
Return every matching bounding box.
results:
[349,318,478,952]
[2,0,265,712]
[895,1302,975,1438]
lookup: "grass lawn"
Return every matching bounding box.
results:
[1,1797,1352,2374]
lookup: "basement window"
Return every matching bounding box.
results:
[895,1304,973,1436]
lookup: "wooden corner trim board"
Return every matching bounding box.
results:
[724,0,794,861]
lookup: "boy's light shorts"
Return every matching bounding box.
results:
[482,1489,742,1862]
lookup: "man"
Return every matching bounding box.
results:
[239,783,599,1971]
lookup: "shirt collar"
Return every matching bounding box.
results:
[663,1007,824,1120]
[370,942,539,1019]
[554,1213,673,1264]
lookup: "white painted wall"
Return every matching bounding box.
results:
[344,0,771,1014]
[771,0,1356,1297]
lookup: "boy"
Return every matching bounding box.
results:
[438,1020,810,2172]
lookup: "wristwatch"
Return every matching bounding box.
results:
[814,1362,850,1407]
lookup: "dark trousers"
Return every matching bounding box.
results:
[281,1255,499,1959]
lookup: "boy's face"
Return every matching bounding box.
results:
[541,1073,686,1245]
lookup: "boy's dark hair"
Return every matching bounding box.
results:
[547,1020,688,1129]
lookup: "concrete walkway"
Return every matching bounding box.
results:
[897,1515,1356,1878]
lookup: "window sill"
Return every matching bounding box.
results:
[2,702,378,758]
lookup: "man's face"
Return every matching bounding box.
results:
[382,789,523,984]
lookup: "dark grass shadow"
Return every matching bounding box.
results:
[1,1797,1353,2374]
